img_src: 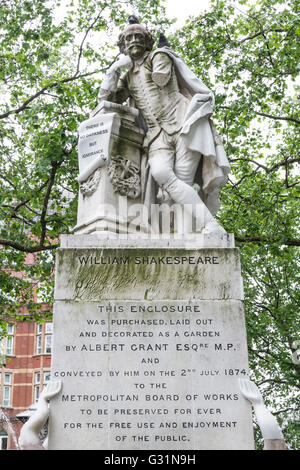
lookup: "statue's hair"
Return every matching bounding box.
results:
[117,24,155,54]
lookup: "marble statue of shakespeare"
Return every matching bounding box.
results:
[98,22,230,234]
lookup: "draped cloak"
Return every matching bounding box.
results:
[140,47,230,216]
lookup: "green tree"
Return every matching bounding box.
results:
[0,0,171,323]
[0,0,299,449]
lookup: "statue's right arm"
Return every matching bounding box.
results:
[98,55,132,104]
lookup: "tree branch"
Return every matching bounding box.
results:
[257,378,290,387]
[256,110,300,125]
[0,177,50,214]
[238,29,287,44]
[0,66,113,121]
[229,157,300,174]
[220,105,300,125]
[273,407,298,416]
[0,239,59,253]
[0,159,63,253]
[39,160,61,247]
[235,236,300,246]
[76,10,105,76]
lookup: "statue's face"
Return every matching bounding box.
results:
[124,26,147,60]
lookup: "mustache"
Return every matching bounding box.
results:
[128,42,143,47]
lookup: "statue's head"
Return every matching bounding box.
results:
[117,17,154,60]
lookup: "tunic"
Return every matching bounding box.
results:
[112,52,189,148]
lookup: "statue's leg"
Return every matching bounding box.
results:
[173,135,201,187]
[148,132,200,203]
[148,133,225,234]
[172,135,226,234]
[147,132,176,196]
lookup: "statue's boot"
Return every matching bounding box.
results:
[163,175,226,235]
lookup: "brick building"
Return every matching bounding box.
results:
[0,319,52,450]
[0,252,52,450]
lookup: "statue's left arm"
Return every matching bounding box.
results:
[151,52,173,87]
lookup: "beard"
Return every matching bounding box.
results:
[126,44,146,59]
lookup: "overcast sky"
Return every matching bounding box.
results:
[165,0,211,27]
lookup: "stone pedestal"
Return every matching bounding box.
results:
[74,102,146,235]
[48,235,254,450]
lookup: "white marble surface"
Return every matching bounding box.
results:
[78,113,119,183]
[48,237,254,449]
[54,245,244,303]
[61,233,235,249]
[49,299,254,450]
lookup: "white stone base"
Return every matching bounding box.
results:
[61,232,235,249]
[48,235,254,450]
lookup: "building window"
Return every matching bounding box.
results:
[44,371,51,384]
[35,323,52,355]
[34,372,41,403]
[2,373,12,407]
[0,429,8,450]
[33,370,51,403]
[36,335,42,354]
[5,324,14,356]
[44,323,52,354]
[0,324,15,358]
[36,324,42,354]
